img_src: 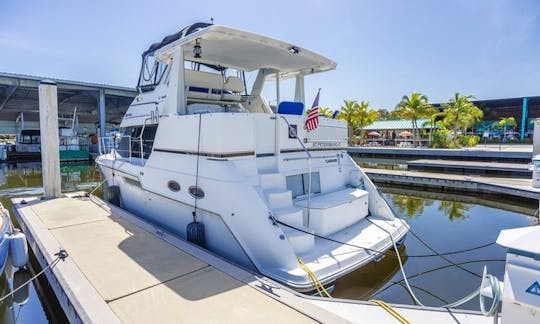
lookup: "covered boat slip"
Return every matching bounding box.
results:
[12,194,335,323]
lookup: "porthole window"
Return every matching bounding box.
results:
[188,186,205,199]
[167,180,181,192]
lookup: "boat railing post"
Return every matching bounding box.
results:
[139,135,143,164]
[274,72,280,158]
[307,157,312,227]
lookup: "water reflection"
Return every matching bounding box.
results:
[0,162,101,198]
[390,195,434,219]
[332,246,406,299]
[0,256,32,324]
[438,201,470,221]
[381,184,537,218]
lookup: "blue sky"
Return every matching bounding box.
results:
[1,0,539,110]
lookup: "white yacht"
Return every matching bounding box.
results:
[96,22,409,292]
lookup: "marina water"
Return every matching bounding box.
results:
[0,162,536,322]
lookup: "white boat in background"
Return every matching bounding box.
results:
[96,23,409,292]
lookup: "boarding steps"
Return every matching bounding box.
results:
[257,170,315,254]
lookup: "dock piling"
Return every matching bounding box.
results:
[39,80,61,198]
[533,118,540,157]
[98,88,106,138]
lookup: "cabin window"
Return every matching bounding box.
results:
[19,130,41,144]
[117,125,158,160]
[286,172,321,198]
[188,186,205,199]
[21,135,31,144]
[167,180,181,192]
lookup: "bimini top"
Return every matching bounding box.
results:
[151,23,337,78]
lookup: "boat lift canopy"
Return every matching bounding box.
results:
[154,24,337,79]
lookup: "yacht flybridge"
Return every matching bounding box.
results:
[96,22,409,292]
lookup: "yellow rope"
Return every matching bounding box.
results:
[370,299,411,324]
[297,257,332,298]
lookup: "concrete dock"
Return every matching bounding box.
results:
[406,159,531,176]
[349,145,532,162]
[12,193,493,323]
[365,168,540,202]
[13,194,334,323]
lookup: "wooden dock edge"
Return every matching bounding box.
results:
[12,194,346,323]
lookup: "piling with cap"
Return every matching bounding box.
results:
[38,80,62,198]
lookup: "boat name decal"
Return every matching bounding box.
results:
[311,141,342,148]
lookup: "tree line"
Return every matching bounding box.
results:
[314,92,518,148]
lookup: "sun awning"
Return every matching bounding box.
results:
[155,25,336,78]
[363,119,435,131]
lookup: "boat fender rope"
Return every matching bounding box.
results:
[370,299,411,324]
[297,257,332,298]
[0,248,68,303]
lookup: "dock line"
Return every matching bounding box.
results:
[370,299,411,324]
[0,248,68,303]
[273,218,495,259]
[370,219,502,317]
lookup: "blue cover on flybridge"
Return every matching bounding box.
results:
[143,22,212,56]
[278,102,304,115]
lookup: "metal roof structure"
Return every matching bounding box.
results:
[363,118,433,131]
[0,72,136,133]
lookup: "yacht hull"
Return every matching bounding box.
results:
[97,149,409,293]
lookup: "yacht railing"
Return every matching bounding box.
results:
[99,111,159,165]
[278,115,314,226]
[98,135,155,166]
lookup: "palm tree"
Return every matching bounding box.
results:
[376,108,391,120]
[395,92,432,147]
[355,101,379,141]
[318,107,335,118]
[440,93,483,146]
[492,117,517,140]
[422,106,440,146]
[337,100,360,145]
[461,105,484,135]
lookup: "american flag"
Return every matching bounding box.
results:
[305,88,320,132]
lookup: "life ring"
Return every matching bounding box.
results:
[90,135,99,145]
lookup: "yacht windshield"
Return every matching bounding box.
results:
[137,53,168,92]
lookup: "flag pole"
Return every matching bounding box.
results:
[306,88,320,227]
